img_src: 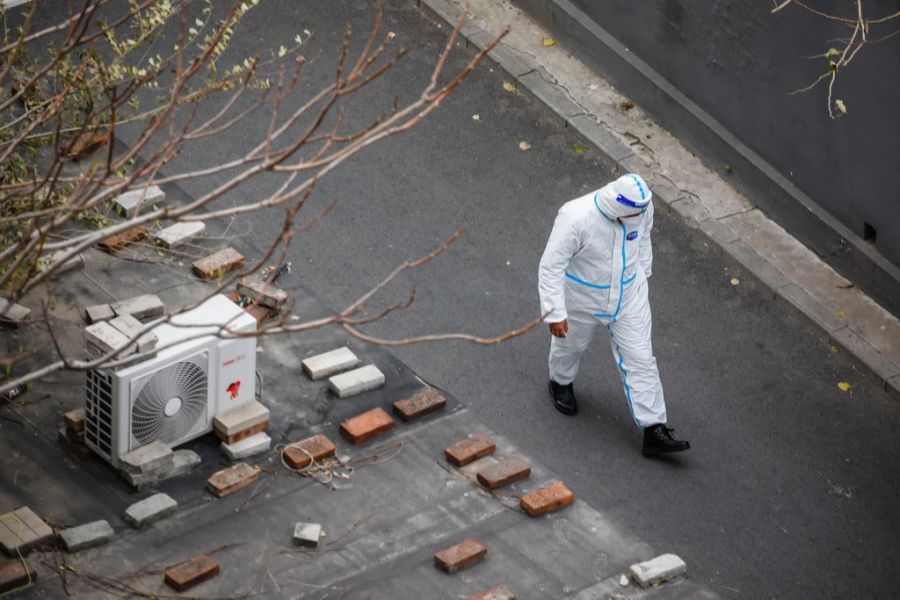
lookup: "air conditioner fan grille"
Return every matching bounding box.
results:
[131,353,208,446]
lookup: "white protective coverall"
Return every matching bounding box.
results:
[538,174,666,428]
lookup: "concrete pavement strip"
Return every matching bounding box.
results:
[417,0,900,400]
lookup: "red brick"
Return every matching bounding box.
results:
[282,434,336,469]
[63,408,85,432]
[434,537,487,574]
[340,407,393,445]
[192,247,245,280]
[466,585,516,600]
[393,387,446,421]
[207,463,260,498]
[226,290,242,303]
[163,554,219,592]
[444,433,495,467]
[214,420,268,444]
[97,226,147,252]
[520,481,574,517]
[476,457,531,490]
[66,427,85,445]
[244,302,275,325]
[63,130,108,159]
[0,560,36,594]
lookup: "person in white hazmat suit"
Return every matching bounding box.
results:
[538,173,690,455]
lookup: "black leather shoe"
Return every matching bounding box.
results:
[642,424,690,456]
[548,380,578,415]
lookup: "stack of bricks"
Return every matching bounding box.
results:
[59,407,92,460]
[230,275,289,325]
[213,400,271,460]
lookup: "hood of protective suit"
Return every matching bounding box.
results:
[596,173,652,219]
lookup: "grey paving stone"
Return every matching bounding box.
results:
[213,400,269,436]
[123,493,177,528]
[0,507,54,556]
[292,522,322,548]
[109,314,158,352]
[302,347,360,380]
[327,364,386,398]
[115,185,165,218]
[38,250,85,277]
[119,441,174,474]
[153,222,205,248]
[237,277,288,309]
[83,304,114,324]
[222,432,271,460]
[629,554,686,588]
[111,294,165,320]
[59,520,114,552]
[84,321,133,355]
[0,299,30,325]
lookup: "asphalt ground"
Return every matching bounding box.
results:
[103,1,900,598]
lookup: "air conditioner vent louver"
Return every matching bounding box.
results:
[85,369,113,460]
[130,352,208,447]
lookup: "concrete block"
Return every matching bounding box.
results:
[153,222,205,248]
[119,441,174,474]
[85,321,133,355]
[301,347,360,380]
[629,554,687,588]
[283,434,336,469]
[476,457,531,490]
[214,420,268,444]
[327,364,385,398]
[111,294,165,320]
[123,493,177,528]
[340,407,393,445]
[237,277,288,310]
[98,225,147,252]
[292,522,322,548]
[39,250,84,277]
[466,585,516,600]
[171,450,201,477]
[393,387,446,421]
[0,299,30,325]
[222,431,271,460]
[213,400,269,436]
[109,314,158,353]
[0,559,37,593]
[59,520,114,552]
[192,247,245,280]
[64,408,85,432]
[115,185,165,218]
[164,554,219,592]
[444,433,496,467]
[83,304,114,324]
[520,481,575,517]
[434,537,487,574]
[207,463,260,497]
[0,507,54,556]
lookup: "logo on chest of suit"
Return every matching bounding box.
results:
[626,231,639,241]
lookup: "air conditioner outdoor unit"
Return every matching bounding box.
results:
[84,294,257,467]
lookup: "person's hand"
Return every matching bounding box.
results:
[549,319,568,338]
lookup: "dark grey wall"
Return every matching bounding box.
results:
[511,0,900,312]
